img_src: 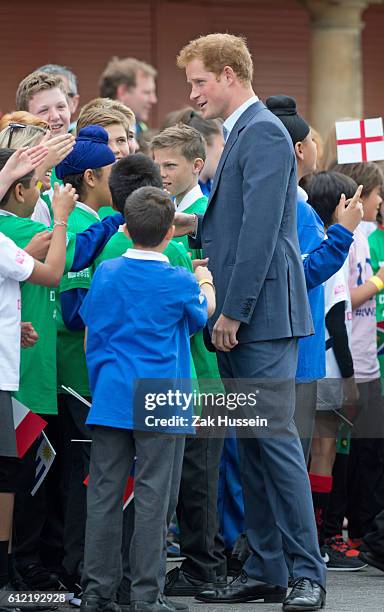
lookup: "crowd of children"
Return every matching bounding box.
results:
[1,43,384,612]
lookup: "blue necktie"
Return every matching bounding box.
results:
[222,125,229,142]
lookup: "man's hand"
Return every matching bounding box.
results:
[194,264,212,283]
[24,231,52,260]
[212,314,240,352]
[173,212,197,237]
[192,257,209,271]
[335,185,364,233]
[20,322,39,348]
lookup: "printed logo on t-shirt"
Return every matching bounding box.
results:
[355,305,376,317]
[15,249,26,265]
[67,269,91,280]
[334,284,345,295]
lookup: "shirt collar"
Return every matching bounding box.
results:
[297,186,308,202]
[0,209,17,217]
[222,95,259,141]
[176,184,204,213]
[122,248,169,263]
[76,201,100,220]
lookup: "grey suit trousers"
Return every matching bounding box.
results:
[217,338,326,589]
[82,426,180,603]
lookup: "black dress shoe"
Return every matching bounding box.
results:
[80,597,121,612]
[164,567,221,597]
[195,570,286,603]
[130,598,189,612]
[359,551,384,573]
[283,578,326,611]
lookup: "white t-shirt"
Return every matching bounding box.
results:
[0,232,34,391]
[348,226,380,380]
[324,259,352,379]
[31,196,51,227]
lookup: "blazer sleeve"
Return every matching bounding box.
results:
[222,122,293,323]
[188,214,203,250]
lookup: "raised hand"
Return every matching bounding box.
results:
[51,182,78,222]
[39,133,75,171]
[335,184,364,233]
[0,145,48,185]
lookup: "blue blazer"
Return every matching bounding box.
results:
[191,101,313,343]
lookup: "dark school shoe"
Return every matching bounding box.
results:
[164,567,224,597]
[283,578,326,611]
[195,570,286,603]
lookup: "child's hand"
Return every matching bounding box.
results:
[0,146,49,184]
[336,185,364,232]
[192,257,209,271]
[194,265,213,284]
[24,231,52,260]
[40,133,75,171]
[51,183,78,221]
[21,322,39,348]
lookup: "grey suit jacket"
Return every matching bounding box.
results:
[191,100,313,343]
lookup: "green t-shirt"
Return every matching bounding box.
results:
[57,205,100,397]
[176,193,222,386]
[368,227,384,387]
[98,206,116,220]
[0,212,75,414]
[177,196,208,261]
[40,167,63,221]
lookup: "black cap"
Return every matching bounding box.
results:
[266,95,310,145]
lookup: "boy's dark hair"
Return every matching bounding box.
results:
[124,186,174,248]
[109,154,162,212]
[62,168,103,200]
[151,124,206,162]
[307,171,358,227]
[332,162,384,198]
[0,149,34,205]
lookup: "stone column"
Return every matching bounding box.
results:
[304,0,370,138]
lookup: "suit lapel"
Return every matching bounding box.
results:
[208,101,266,205]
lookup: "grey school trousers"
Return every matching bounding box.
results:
[82,426,180,604]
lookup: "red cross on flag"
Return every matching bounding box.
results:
[336,118,384,164]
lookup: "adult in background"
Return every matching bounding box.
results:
[99,57,157,137]
[175,33,326,611]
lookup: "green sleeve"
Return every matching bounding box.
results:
[369,231,380,274]
[165,240,193,271]
[63,231,76,273]
[0,217,49,248]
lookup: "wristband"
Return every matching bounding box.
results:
[199,279,215,292]
[369,275,384,292]
[53,219,68,227]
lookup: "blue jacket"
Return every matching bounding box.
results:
[296,188,353,382]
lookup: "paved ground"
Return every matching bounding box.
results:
[167,564,384,612]
[55,563,384,612]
